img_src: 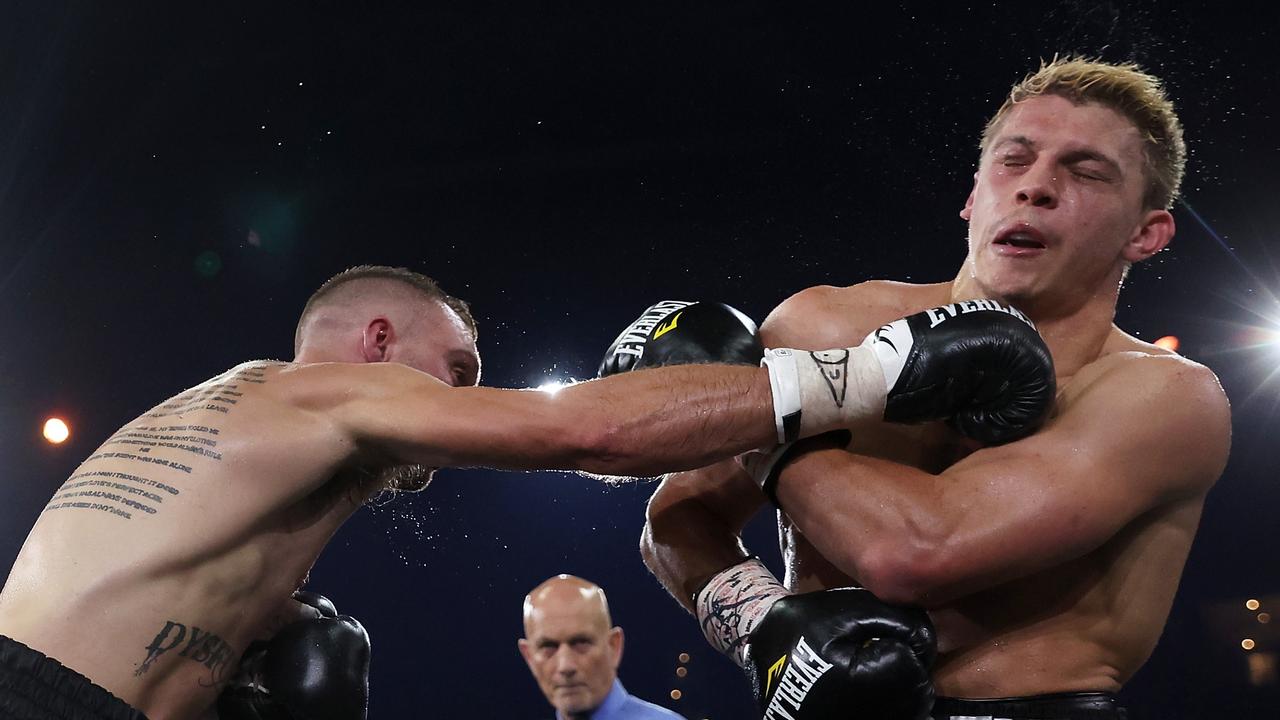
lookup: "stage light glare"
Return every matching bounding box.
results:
[1247,599,1261,611]
[43,418,70,444]
[536,381,566,396]
[1154,335,1180,352]
[1242,638,1256,651]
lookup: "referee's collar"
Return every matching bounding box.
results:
[556,679,627,720]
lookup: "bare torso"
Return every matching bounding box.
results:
[0,362,377,719]
[774,282,1207,697]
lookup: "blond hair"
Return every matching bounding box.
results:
[981,57,1186,210]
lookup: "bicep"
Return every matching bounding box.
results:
[301,363,561,470]
[774,357,1229,603]
[935,359,1229,582]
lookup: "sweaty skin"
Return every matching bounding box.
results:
[0,354,778,719]
[641,95,1231,699]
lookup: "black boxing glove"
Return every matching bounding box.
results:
[217,593,371,720]
[598,300,764,377]
[694,558,935,720]
[746,589,936,720]
[762,299,1054,446]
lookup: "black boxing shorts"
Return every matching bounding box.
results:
[0,635,149,720]
[932,692,1128,719]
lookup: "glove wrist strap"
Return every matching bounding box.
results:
[763,343,886,443]
[694,557,788,667]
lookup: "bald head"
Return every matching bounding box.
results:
[523,575,613,635]
[519,575,623,716]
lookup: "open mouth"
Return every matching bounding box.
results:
[994,226,1047,250]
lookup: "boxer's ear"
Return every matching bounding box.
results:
[361,318,392,362]
[1123,209,1175,263]
[960,171,978,221]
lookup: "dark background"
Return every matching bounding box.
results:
[2,1,1277,717]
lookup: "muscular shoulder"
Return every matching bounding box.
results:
[266,361,439,411]
[1065,349,1231,497]
[760,280,950,348]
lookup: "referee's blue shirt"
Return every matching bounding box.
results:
[554,680,684,719]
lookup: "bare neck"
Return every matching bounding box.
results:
[948,271,1122,381]
[292,348,355,365]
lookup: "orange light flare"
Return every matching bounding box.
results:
[1236,326,1280,349]
[1154,335,1180,352]
[42,417,71,445]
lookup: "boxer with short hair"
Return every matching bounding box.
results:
[642,57,1231,720]
[603,299,1054,719]
[0,264,976,720]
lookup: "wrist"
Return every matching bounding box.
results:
[763,343,886,443]
[739,430,850,507]
[693,557,789,666]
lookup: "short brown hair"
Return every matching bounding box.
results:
[980,56,1186,210]
[295,265,478,351]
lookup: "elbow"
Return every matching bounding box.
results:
[855,537,953,608]
[639,485,680,575]
[638,516,660,576]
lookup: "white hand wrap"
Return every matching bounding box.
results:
[762,339,890,443]
[694,557,789,667]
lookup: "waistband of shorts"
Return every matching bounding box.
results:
[932,691,1127,719]
[0,634,149,720]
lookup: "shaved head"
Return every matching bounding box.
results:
[291,265,481,389]
[519,575,623,717]
[294,265,477,354]
[523,575,613,634]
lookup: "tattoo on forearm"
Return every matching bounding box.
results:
[136,619,237,687]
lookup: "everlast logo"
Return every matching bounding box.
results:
[925,299,1034,329]
[652,311,683,340]
[612,301,694,358]
[762,636,835,720]
[136,620,236,686]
